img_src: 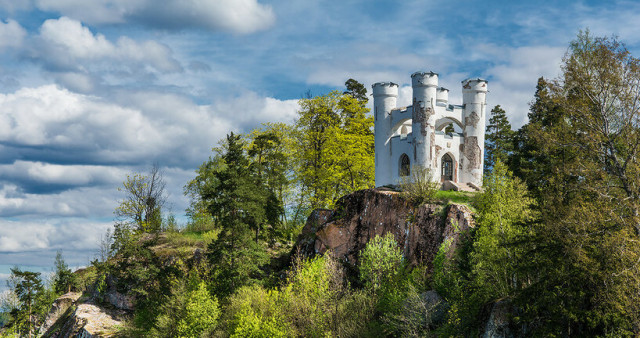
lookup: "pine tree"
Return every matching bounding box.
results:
[9,268,43,338]
[484,105,514,173]
[53,251,75,294]
[188,133,269,297]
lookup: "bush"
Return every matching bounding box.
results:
[223,253,376,337]
[400,165,440,205]
[176,282,220,337]
[359,233,404,292]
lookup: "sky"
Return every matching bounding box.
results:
[0,0,639,290]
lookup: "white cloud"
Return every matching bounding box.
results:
[0,183,118,217]
[0,19,26,49]
[0,219,112,253]
[484,45,565,127]
[0,84,299,167]
[34,0,275,34]
[0,161,126,187]
[36,17,182,73]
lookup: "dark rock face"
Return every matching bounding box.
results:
[482,299,523,338]
[295,188,474,272]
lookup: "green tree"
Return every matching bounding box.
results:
[52,251,75,294]
[359,233,404,292]
[508,77,569,200]
[187,133,268,297]
[471,161,533,299]
[115,164,167,232]
[176,282,220,337]
[295,88,374,209]
[514,31,640,336]
[344,78,368,104]
[246,128,287,235]
[484,105,514,173]
[8,268,43,338]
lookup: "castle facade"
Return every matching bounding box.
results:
[373,71,487,189]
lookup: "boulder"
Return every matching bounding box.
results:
[295,188,474,272]
[420,290,449,326]
[482,299,525,338]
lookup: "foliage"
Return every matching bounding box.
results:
[115,164,167,233]
[186,133,271,297]
[359,233,404,292]
[294,83,374,209]
[344,78,368,104]
[223,253,376,338]
[52,251,76,295]
[508,31,640,336]
[6,267,44,337]
[176,282,220,337]
[400,165,440,205]
[471,160,534,300]
[225,286,290,338]
[484,105,515,173]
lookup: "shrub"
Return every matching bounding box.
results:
[400,165,440,205]
[359,233,404,292]
[176,282,220,337]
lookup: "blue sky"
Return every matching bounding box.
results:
[0,0,639,290]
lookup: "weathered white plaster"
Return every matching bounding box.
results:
[373,71,487,187]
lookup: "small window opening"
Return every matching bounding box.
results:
[399,154,410,177]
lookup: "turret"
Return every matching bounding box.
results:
[372,82,398,186]
[461,78,488,187]
[436,87,449,104]
[411,71,438,176]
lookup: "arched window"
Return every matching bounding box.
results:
[400,125,408,138]
[399,153,410,177]
[441,154,453,181]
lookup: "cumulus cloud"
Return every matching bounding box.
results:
[0,219,112,253]
[34,0,275,34]
[0,161,127,193]
[0,183,118,217]
[484,45,565,127]
[33,17,181,74]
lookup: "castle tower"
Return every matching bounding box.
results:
[461,78,488,187]
[372,82,398,186]
[411,71,438,175]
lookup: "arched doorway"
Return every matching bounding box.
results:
[441,153,453,181]
[399,153,410,177]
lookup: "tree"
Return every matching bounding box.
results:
[484,105,514,173]
[176,282,220,337]
[97,227,114,262]
[52,251,75,294]
[295,89,374,209]
[8,268,43,338]
[359,233,404,292]
[509,77,572,200]
[115,164,167,232]
[246,127,287,230]
[471,161,534,300]
[187,133,268,297]
[513,31,640,335]
[344,78,368,104]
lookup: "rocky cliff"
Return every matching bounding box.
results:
[39,292,127,338]
[295,188,475,272]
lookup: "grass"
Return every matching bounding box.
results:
[435,190,476,206]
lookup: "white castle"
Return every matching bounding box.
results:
[373,71,487,189]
